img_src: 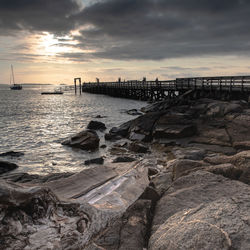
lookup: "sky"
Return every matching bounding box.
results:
[0,0,250,84]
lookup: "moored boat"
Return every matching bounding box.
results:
[10,84,22,90]
[41,90,63,95]
[10,65,22,90]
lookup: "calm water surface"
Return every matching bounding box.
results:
[0,84,145,175]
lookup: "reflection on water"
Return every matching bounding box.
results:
[0,84,145,175]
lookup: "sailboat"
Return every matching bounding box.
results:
[10,65,22,90]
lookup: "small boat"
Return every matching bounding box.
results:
[10,65,22,90]
[10,84,22,90]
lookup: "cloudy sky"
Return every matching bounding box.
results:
[0,0,250,84]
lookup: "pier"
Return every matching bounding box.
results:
[81,75,250,101]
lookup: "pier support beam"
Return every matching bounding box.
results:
[74,78,82,95]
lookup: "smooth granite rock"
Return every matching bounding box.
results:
[149,171,250,250]
[0,162,149,249]
[62,129,99,151]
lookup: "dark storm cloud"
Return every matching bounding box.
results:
[1,0,250,60]
[0,0,80,35]
[71,0,250,60]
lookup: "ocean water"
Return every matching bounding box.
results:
[0,84,145,175]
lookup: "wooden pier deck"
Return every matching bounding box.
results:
[81,75,250,101]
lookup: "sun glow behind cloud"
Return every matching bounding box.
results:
[32,32,80,62]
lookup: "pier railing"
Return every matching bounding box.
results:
[81,75,250,101]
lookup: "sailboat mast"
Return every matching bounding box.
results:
[11,65,15,85]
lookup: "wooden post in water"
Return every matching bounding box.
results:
[74,78,81,95]
[79,78,82,95]
[74,78,77,95]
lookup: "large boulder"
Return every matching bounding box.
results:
[62,130,99,151]
[87,120,106,130]
[149,171,250,250]
[153,113,197,139]
[0,160,19,175]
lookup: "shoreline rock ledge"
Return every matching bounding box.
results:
[1,98,250,249]
[0,162,149,249]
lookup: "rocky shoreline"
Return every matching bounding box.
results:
[0,98,250,249]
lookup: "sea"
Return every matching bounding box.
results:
[0,84,145,175]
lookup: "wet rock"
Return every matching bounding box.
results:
[104,133,122,141]
[62,129,99,151]
[126,109,143,116]
[109,120,132,137]
[84,157,104,165]
[129,132,146,141]
[87,120,106,130]
[1,172,39,183]
[94,115,106,118]
[1,172,74,183]
[100,144,107,148]
[0,160,19,175]
[0,151,24,157]
[112,156,136,163]
[128,142,149,153]
[109,146,129,155]
[150,171,250,250]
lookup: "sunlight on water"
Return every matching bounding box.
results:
[0,84,145,175]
